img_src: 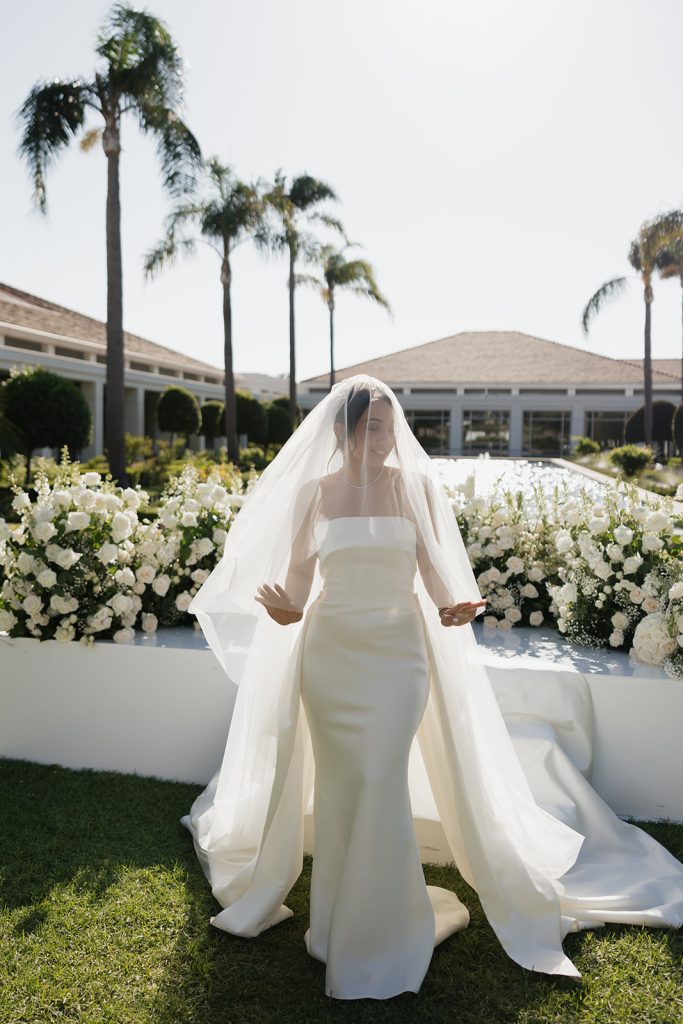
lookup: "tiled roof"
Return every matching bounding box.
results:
[620,357,682,385]
[0,282,223,376]
[301,331,683,387]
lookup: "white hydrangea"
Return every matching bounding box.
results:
[630,612,676,665]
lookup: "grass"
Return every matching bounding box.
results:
[0,757,682,1024]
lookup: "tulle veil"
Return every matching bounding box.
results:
[182,374,586,978]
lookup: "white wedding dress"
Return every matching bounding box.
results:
[182,513,683,1000]
[300,516,469,997]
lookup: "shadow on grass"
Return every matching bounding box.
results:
[1,756,682,1024]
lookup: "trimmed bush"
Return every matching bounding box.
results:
[0,366,91,481]
[157,386,201,439]
[609,444,653,476]
[625,401,676,444]
[266,401,294,444]
[572,436,601,456]
[200,400,225,448]
[673,403,683,456]
[236,390,268,445]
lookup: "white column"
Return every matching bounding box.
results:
[449,402,463,455]
[509,401,523,456]
[569,403,584,453]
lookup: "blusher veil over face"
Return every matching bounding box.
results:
[185,374,586,978]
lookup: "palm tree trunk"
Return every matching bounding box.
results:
[643,282,653,447]
[328,297,335,391]
[221,250,239,463]
[104,124,127,486]
[288,248,297,424]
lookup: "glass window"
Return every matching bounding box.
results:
[404,409,451,454]
[522,410,571,455]
[584,410,630,448]
[462,409,510,454]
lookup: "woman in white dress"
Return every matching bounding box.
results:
[181,375,683,1000]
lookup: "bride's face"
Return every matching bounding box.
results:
[350,399,395,469]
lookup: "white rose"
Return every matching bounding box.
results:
[113,626,136,644]
[55,624,76,643]
[212,528,228,546]
[588,516,610,535]
[497,618,513,630]
[555,531,573,553]
[196,537,214,557]
[175,591,193,612]
[122,487,141,509]
[111,512,133,543]
[505,556,525,574]
[136,564,156,584]
[483,615,498,627]
[132,581,146,595]
[622,554,644,575]
[630,588,644,604]
[487,567,501,582]
[152,574,171,597]
[141,613,158,633]
[49,594,79,614]
[528,567,545,582]
[641,533,664,553]
[611,611,629,630]
[560,582,577,604]
[668,582,683,601]
[96,543,119,564]
[609,630,624,647]
[32,521,57,543]
[505,607,522,623]
[645,510,670,533]
[642,596,660,614]
[51,490,72,507]
[593,561,613,581]
[521,583,538,598]
[17,552,36,574]
[115,566,136,588]
[0,609,18,631]
[82,472,101,486]
[180,512,198,528]
[190,569,209,584]
[22,594,42,616]
[11,491,31,511]
[65,511,90,532]
[160,514,179,530]
[529,611,544,626]
[55,548,82,570]
[110,593,132,616]
[614,525,634,546]
[37,569,57,589]
[606,543,624,563]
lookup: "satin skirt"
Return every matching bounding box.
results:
[300,594,469,1000]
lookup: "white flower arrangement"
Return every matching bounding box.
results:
[0,455,147,644]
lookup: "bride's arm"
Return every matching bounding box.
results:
[415,475,485,624]
[255,480,319,624]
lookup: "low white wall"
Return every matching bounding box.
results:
[1,630,682,826]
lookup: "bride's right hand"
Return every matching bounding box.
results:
[255,583,303,625]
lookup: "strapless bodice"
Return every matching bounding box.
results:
[313,516,418,612]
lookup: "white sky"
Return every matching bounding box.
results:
[2,0,683,382]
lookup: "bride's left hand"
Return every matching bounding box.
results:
[438,600,486,626]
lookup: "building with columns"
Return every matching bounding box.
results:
[0,283,289,458]
[298,331,683,456]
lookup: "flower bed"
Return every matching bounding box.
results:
[1,458,683,676]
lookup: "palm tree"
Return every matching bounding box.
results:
[655,237,683,402]
[582,211,683,445]
[259,171,345,424]
[299,244,391,390]
[144,158,266,462]
[16,3,201,485]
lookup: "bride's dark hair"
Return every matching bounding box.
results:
[332,382,392,456]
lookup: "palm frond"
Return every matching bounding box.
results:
[638,209,683,269]
[79,127,102,152]
[137,105,202,196]
[289,175,338,210]
[581,277,628,335]
[143,233,196,279]
[16,78,91,211]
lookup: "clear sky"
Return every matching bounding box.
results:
[2,0,683,382]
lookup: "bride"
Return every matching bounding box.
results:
[181,375,683,1000]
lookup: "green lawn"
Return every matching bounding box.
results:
[1,757,681,1024]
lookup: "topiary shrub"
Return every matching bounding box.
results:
[572,436,601,456]
[0,366,92,482]
[673,402,683,457]
[625,401,676,445]
[236,390,268,445]
[157,386,201,441]
[609,444,653,476]
[266,401,294,444]
[200,400,225,449]
[271,393,302,422]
